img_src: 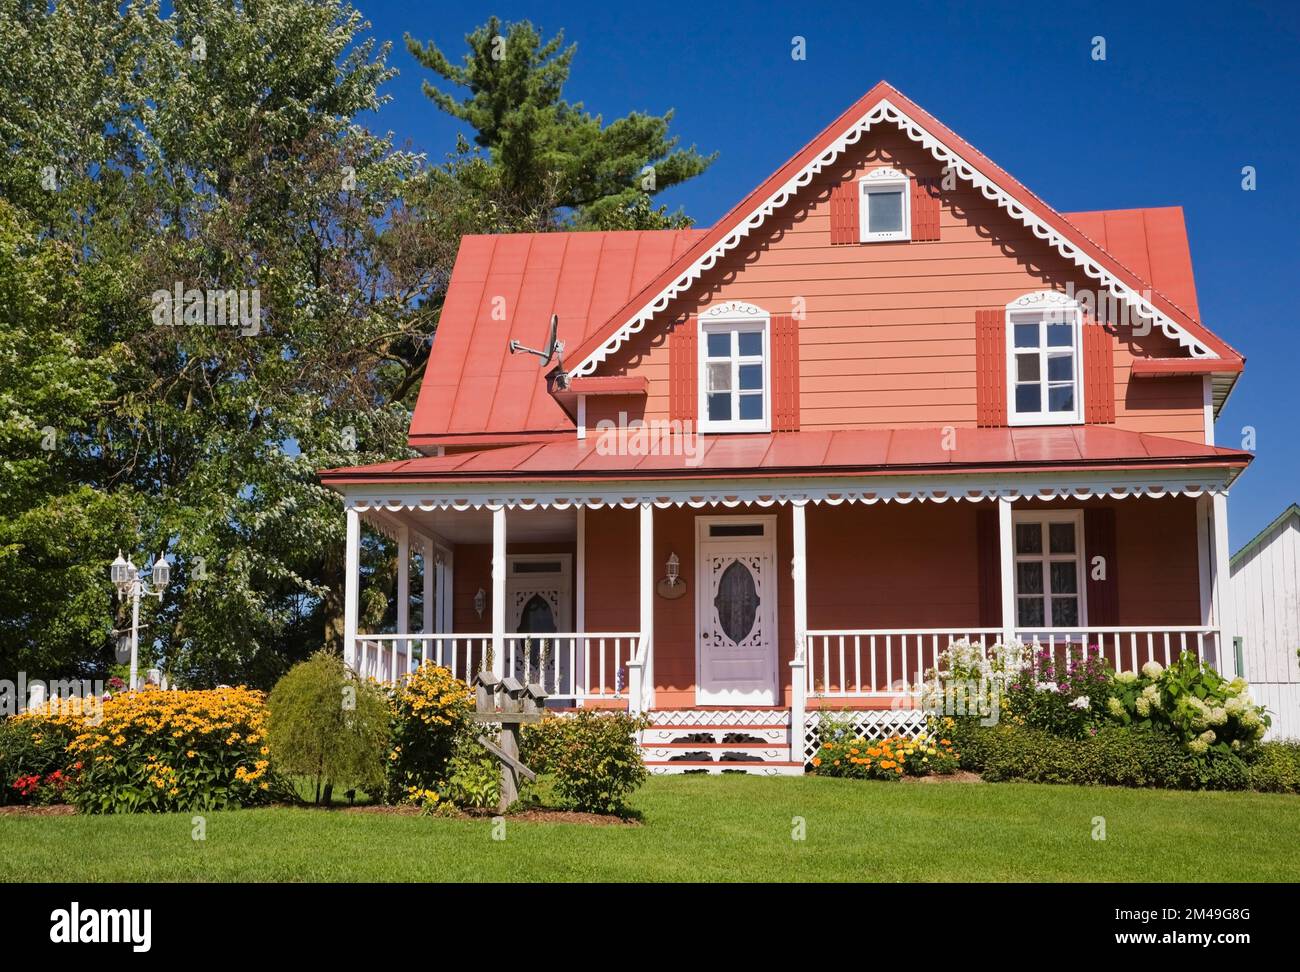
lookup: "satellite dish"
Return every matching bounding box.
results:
[509,314,564,369]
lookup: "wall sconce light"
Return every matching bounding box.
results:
[657,552,686,600]
[474,587,487,620]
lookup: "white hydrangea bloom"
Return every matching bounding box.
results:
[1115,670,1138,685]
[1135,696,1151,717]
[1035,681,1058,693]
[1069,695,1091,710]
[1141,661,1164,679]
[1107,696,1126,718]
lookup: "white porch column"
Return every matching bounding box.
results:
[491,506,507,678]
[421,536,434,667]
[575,506,587,705]
[343,506,360,672]
[1196,494,1213,628]
[790,501,809,763]
[998,496,1016,645]
[630,502,654,713]
[1210,491,1238,678]
[395,525,409,679]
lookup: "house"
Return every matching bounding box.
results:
[320,81,1252,773]
[1231,504,1300,739]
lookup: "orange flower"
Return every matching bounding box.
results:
[811,756,822,767]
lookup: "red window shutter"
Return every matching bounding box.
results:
[771,314,801,431]
[1084,507,1119,625]
[829,180,859,245]
[1083,317,1116,424]
[668,319,697,424]
[975,308,1007,427]
[976,507,1001,627]
[911,177,941,242]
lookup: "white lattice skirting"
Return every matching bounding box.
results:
[802,710,927,764]
[647,709,791,727]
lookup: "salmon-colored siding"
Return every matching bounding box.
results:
[601,127,1206,442]
[578,498,1203,702]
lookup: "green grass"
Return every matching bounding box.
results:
[5,775,1299,881]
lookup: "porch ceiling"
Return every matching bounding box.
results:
[363,504,577,546]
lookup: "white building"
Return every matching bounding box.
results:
[1231,504,1300,740]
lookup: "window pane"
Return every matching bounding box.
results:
[1015,522,1042,554]
[738,331,762,357]
[1046,322,1073,347]
[1017,597,1045,627]
[1050,561,1078,594]
[1016,561,1044,595]
[738,393,763,420]
[1016,353,1040,382]
[1015,384,1041,413]
[1051,597,1079,626]
[1013,322,1039,348]
[707,361,731,392]
[706,332,730,358]
[1047,384,1074,412]
[1046,353,1073,381]
[739,363,763,390]
[867,190,903,232]
[1048,522,1075,554]
[707,393,731,421]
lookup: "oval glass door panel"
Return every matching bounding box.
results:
[713,560,759,644]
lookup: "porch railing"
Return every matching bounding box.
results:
[352,632,641,702]
[1015,626,1223,674]
[802,625,1223,699]
[804,628,1001,698]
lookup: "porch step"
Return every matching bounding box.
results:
[640,708,803,774]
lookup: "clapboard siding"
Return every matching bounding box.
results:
[1231,512,1300,739]
[614,126,1205,439]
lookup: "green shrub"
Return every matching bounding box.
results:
[445,740,501,809]
[385,663,475,804]
[521,711,648,814]
[1248,741,1300,794]
[812,728,959,779]
[1106,652,1268,757]
[268,651,390,804]
[953,720,1250,791]
[0,711,78,805]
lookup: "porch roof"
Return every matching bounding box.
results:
[320,426,1251,487]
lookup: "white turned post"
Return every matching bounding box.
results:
[441,547,453,635]
[998,496,1015,645]
[343,506,360,671]
[421,537,434,667]
[1210,491,1238,678]
[575,506,587,706]
[491,506,507,678]
[790,501,809,764]
[635,502,654,713]
[1196,494,1213,628]
[396,525,409,679]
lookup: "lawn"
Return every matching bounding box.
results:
[4,775,1299,882]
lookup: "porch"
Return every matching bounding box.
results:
[338,476,1239,774]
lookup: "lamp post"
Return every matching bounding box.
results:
[110,550,170,690]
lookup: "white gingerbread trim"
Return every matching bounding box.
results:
[344,468,1234,519]
[568,97,1216,378]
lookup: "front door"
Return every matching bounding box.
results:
[507,554,572,689]
[696,516,778,705]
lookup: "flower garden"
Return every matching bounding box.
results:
[811,640,1300,794]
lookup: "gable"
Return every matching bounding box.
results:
[567,82,1241,380]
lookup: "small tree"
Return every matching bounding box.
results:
[268,651,389,804]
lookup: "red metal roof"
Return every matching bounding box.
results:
[409,229,705,448]
[322,426,1250,486]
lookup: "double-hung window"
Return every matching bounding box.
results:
[1013,510,1086,628]
[1007,293,1083,425]
[698,304,770,433]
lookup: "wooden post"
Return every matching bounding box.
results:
[422,537,435,661]
[790,501,809,764]
[396,524,409,679]
[343,506,360,671]
[997,496,1015,646]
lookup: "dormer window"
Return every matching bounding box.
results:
[1006,291,1084,425]
[698,302,770,433]
[858,168,911,242]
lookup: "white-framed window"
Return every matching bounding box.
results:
[858,167,911,242]
[1013,510,1087,628]
[697,301,770,433]
[1006,291,1084,425]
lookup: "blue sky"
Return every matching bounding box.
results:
[357,0,1300,546]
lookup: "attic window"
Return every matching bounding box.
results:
[1006,292,1084,426]
[697,302,770,433]
[858,168,911,242]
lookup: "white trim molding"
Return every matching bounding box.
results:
[568,97,1217,378]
